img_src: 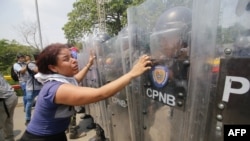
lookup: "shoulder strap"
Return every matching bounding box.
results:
[27,62,35,76]
[27,62,38,90]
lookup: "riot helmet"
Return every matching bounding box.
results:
[247,1,250,11]
[233,35,250,57]
[96,33,111,43]
[150,6,192,61]
[234,36,249,48]
[93,32,111,57]
[102,37,121,83]
[236,0,250,16]
[118,26,141,50]
[118,26,129,51]
[130,24,148,53]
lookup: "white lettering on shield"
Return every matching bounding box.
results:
[222,76,250,102]
[146,88,176,106]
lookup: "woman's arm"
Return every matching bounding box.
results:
[54,54,152,106]
[74,51,95,83]
[73,63,92,83]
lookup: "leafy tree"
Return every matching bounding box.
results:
[63,0,145,44]
[0,39,37,75]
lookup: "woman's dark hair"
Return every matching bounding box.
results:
[65,43,73,48]
[36,43,68,74]
[33,53,39,60]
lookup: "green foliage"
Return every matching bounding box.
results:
[63,0,145,43]
[63,0,97,44]
[0,39,36,75]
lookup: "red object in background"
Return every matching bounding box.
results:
[212,66,220,73]
[70,46,79,52]
[12,85,21,90]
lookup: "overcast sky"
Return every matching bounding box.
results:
[0,0,76,47]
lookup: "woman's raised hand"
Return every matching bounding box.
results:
[87,50,96,67]
[128,54,152,78]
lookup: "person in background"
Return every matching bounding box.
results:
[19,43,151,141]
[13,54,28,112]
[25,55,37,108]
[25,55,31,64]
[25,53,43,126]
[0,74,18,141]
[66,43,79,59]
[70,46,79,59]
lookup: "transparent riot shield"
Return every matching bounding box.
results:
[199,0,250,141]
[78,35,93,117]
[147,6,192,141]
[79,35,102,130]
[79,33,112,140]
[99,35,133,141]
[78,38,90,87]
[127,1,167,141]
[92,33,113,140]
[79,0,250,141]
[127,0,193,141]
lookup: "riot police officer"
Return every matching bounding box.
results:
[149,6,192,99]
[145,6,192,141]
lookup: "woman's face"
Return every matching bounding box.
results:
[50,48,79,77]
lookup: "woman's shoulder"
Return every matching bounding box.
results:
[43,80,64,88]
[41,81,64,93]
[40,81,64,99]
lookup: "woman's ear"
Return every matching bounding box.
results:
[48,65,58,73]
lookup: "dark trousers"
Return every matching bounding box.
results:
[19,130,67,141]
